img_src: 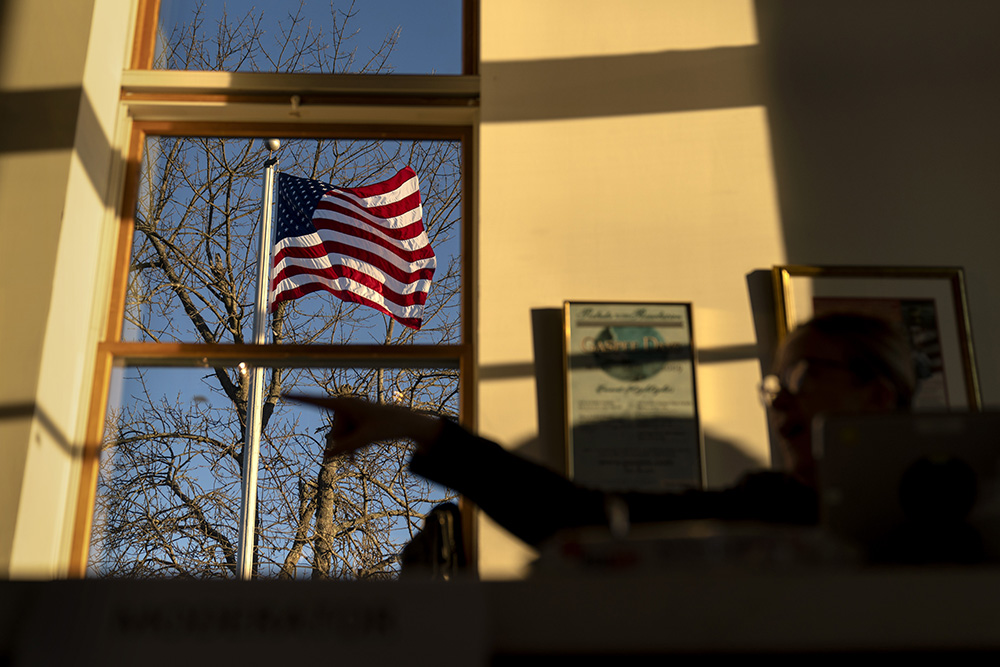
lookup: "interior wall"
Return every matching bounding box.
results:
[477,0,1000,579]
[478,0,784,578]
[0,0,131,577]
[755,0,1000,406]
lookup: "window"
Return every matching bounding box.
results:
[153,0,466,75]
[93,362,462,578]
[135,0,477,74]
[72,0,478,579]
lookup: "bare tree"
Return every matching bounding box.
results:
[89,3,462,579]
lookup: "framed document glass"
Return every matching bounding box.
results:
[564,302,702,493]
[772,265,980,410]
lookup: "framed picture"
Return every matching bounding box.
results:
[772,266,980,410]
[563,302,703,493]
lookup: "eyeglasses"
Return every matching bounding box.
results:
[758,358,856,407]
[758,374,786,407]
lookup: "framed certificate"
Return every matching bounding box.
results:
[563,302,703,492]
[772,265,980,410]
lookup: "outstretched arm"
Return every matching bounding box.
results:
[285,394,444,459]
[285,394,609,546]
[287,395,818,546]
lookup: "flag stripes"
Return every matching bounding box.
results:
[271,167,436,329]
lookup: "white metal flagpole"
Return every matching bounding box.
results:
[237,139,280,580]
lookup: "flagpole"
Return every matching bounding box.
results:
[237,139,279,580]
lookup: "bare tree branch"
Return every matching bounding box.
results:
[91,3,462,581]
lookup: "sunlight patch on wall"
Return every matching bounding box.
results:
[482,0,758,62]
[479,106,785,304]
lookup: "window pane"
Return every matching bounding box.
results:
[89,364,459,579]
[154,0,463,74]
[125,135,463,345]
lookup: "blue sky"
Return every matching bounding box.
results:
[157,0,463,73]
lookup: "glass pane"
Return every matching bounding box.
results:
[154,0,463,74]
[125,135,463,345]
[89,364,460,579]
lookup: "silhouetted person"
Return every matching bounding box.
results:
[290,312,924,553]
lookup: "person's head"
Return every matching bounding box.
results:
[761,312,917,486]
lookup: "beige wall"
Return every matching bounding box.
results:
[477,0,783,577]
[476,0,1000,578]
[755,0,1000,401]
[0,0,132,577]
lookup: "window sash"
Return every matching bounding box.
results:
[131,0,479,75]
[70,63,479,576]
[71,0,481,575]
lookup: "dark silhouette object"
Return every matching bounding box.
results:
[292,312,925,557]
[872,456,986,564]
[400,502,467,580]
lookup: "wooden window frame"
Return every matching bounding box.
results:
[69,0,480,577]
[131,0,479,75]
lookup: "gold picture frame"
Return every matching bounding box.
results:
[772,265,980,410]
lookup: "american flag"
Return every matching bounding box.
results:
[271,167,436,330]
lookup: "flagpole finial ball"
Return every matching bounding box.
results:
[265,138,281,152]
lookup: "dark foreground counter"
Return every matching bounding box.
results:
[3,568,1000,665]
